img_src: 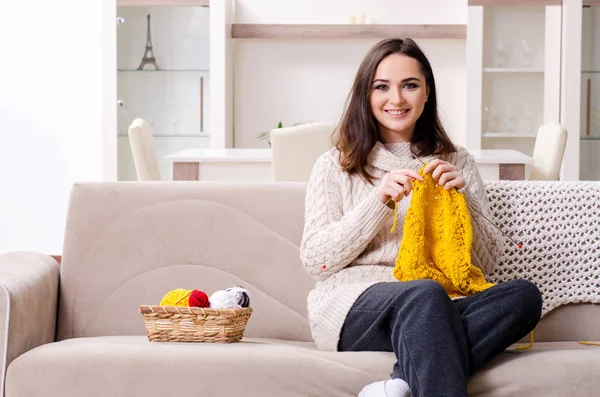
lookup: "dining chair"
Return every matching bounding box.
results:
[128,118,161,181]
[528,121,568,181]
[270,122,335,182]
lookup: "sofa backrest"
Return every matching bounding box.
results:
[57,180,600,343]
[57,182,315,342]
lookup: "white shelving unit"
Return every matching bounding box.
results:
[466,2,562,160]
[103,0,589,180]
[580,3,600,180]
[116,2,211,180]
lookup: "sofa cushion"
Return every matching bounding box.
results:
[6,337,600,397]
[470,342,600,396]
[6,336,391,397]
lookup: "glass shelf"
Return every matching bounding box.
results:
[117,0,209,6]
[117,71,207,135]
[118,133,210,137]
[580,136,600,140]
[117,69,209,72]
[116,4,210,182]
[483,68,544,73]
[582,70,600,73]
[482,132,537,138]
[231,24,466,40]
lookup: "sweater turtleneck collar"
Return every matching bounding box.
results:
[367,141,424,172]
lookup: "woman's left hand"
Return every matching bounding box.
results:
[423,159,465,190]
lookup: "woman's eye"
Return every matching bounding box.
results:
[374,84,388,90]
[403,83,417,89]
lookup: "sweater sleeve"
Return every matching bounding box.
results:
[300,153,393,281]
[454,149,505,276]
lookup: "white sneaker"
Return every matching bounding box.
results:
[358,380,387,397]
[358,379,411,397]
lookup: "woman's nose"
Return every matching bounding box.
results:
[389,87,405,105]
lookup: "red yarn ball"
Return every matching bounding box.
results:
[188,289,210,308]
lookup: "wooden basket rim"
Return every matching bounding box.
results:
[139,305,252,315]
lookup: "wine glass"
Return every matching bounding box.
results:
[486,105,500,132]
[494,41,507,68]
[504,104,515,132]
[518,105,535,133]
[520,40,533,68]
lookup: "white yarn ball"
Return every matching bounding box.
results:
[209,290,240,309]
[226,286,251,308]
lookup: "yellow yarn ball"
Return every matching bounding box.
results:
[160,289,192,306]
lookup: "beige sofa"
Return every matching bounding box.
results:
[2,181,600,397]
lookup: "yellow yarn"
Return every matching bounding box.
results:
[515,330,534,350]
[390,203,399,233]
[160,288,192,306]
[392,165,495,298]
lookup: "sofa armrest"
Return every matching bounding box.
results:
[0,252,59,395]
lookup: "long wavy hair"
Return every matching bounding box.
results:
[333,38,456,183]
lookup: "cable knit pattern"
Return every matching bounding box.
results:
[300,142,503,351]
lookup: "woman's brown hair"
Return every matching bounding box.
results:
[333,38,457,183]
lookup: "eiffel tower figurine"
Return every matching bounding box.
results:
[137,14,160,70]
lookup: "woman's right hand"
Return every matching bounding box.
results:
[375,169,423,204]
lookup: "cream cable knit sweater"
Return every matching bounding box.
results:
[300,141,504,351]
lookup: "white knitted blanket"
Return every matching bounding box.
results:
[485,180,600,316]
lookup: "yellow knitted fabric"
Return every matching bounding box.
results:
[392,165,495,298]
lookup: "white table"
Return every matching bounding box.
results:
[468,149,533,180]
[164,148,532,181]
[165,148,272,181]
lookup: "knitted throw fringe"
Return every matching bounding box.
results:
[392,165,495,298]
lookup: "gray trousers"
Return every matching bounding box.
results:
[338,279,543,397]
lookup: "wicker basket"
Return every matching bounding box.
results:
[139,305,253,343]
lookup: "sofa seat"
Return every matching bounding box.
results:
[6,336,600,397]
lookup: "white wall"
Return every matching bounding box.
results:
[0,0,116,254]
[232,0,468,148]
[234,0,467,24]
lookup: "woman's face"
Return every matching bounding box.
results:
[369,53,429,143]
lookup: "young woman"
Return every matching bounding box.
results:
[300,38,543,397]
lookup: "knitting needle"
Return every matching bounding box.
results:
[411,154,522,249]
[469,208,523,249]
